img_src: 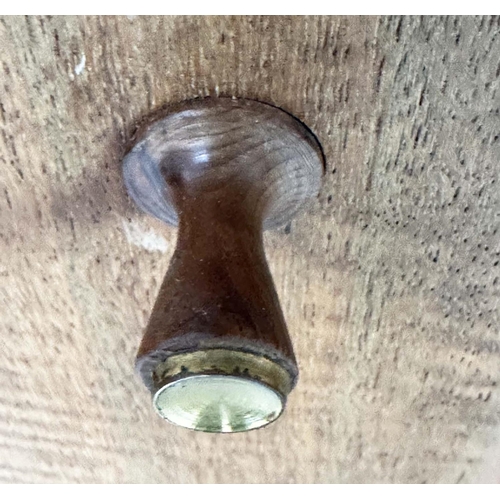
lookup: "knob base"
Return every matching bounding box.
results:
[123,97,324,230]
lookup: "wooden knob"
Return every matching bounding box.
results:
[123,97,324,433]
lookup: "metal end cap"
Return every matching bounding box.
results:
[149,349,294,433]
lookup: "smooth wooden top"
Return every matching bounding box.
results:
[1,16,500,483]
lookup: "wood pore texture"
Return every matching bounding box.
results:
[1,15,500,484]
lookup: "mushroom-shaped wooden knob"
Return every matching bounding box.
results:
[123,98,324,433]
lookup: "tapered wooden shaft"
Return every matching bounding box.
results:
[138,180,296,367]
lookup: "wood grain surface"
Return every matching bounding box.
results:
[1,15,500,483]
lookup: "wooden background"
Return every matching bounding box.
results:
[1,15,500,483]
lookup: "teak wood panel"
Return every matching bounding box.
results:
[1,15,500,483]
